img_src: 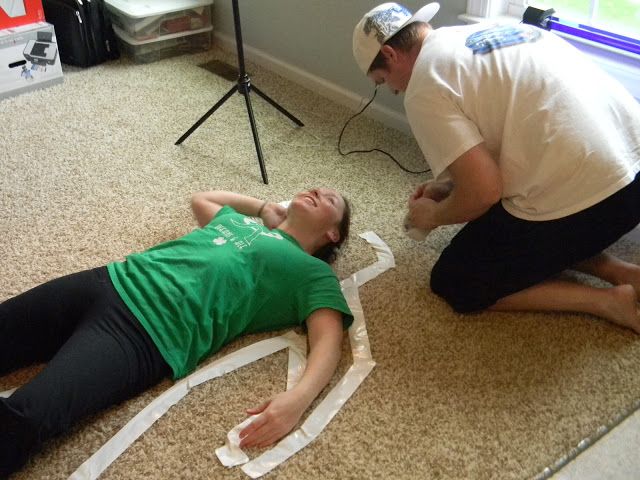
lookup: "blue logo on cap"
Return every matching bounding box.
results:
[364,5,411,43]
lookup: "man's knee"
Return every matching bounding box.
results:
[430,262,468,313]
[430,258,491,313]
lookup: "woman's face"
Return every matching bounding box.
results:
[291,188,345,233]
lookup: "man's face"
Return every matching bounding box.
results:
[368,68,403,95]
[366,45,415,94]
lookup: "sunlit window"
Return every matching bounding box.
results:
[530,0,640,38]
[467,0,640,40]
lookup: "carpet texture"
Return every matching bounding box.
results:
[2,45,640,480]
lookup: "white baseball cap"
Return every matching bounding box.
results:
[352,2,440,74]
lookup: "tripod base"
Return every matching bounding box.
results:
[175,75,303,184]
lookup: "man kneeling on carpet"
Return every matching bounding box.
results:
[352,3,640,332]
[0,188,353,476]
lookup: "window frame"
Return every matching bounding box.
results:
[465,0,527,18]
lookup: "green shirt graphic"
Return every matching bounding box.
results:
[108,206,353,378]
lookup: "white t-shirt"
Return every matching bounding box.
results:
[404,23,640,221]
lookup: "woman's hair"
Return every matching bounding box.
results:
[368,22,425,73]
[313,196,351,264]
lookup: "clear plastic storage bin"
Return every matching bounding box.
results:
[105,0,214,62]
[113,25,212,63]
[105,0,213,41]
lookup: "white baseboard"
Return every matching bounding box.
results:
[213,32,412,134]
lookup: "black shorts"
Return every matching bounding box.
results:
[430,171,640,312]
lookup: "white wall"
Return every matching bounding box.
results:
[212,0,467,133]
[212,1,640,133]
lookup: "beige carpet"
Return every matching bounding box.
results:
[2,43,640,480]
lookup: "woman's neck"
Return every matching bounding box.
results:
[278,220,323,255]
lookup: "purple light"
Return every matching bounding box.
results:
[546,18,640,56]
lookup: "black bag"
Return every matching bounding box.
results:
[42,0,119,67]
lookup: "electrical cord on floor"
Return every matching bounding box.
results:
[337,86,430,175]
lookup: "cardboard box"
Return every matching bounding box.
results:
[0,0,44,29]
[0,21,63,100]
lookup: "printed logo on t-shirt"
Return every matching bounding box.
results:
[465,25,541,54]
[212,217,283,251]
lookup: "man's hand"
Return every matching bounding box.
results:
[410,180,453,203]
[260,202,287,229]
[407,196,439,233]
[407,144,502,231]
[238,390,306,449]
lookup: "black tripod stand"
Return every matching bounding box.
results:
[175,0,304,184]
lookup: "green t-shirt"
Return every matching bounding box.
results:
[107,206,353,379]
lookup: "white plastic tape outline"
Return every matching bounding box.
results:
[0,232,395,479]
[0,387,16,398]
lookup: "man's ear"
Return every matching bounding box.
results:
[380,44,397,64]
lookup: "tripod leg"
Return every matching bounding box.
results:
[241,89,269,184]
[175,85,237,145]
[252,85,304,127]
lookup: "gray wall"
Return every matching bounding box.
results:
[212,1,466,122]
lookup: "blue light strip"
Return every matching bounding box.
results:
[547,17,640,56]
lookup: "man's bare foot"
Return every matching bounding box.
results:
[599,284,640,333]
[575,253,640,298]
[617,264,640,299]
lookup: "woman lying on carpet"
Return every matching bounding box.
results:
[0,188,353,476]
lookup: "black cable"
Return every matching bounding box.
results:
[337,86,430,175]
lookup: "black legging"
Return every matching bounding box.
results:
[0,266,170,476]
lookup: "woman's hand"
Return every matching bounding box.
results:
[238,390,307,448]
[238,309,343,449]
[260,202,287,229]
